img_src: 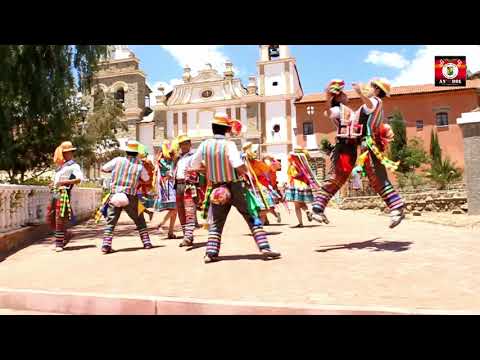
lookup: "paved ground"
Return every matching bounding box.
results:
[1,207,479,312]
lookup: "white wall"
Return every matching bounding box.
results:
[198,110,214,137]
[139,123,154,153]
[266,101,286,143]
[166,111,173,138]
[189,85,225,104]
[264,63,285,96]
[187,109,197,136]
[290,99,297,148]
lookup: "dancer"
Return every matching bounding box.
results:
[153,140,178,239]
[263,155,284,223]
[189,113,281,263]
[242,143,280,225]
[137,145,155,222]
[312,78,405,228]
[100,140,153,254]
[47,141,84,252]
[174,135,198,247]
[284,148,315,228]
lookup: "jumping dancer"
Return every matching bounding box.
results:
[100,140,153,254]
[47,141,84,252]
[312,78,404,228]
[189,113,281,263]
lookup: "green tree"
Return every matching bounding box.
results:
[0,45,109,183]
[76,88,128,170]
[388,110,408,172]
[429,130,442,166]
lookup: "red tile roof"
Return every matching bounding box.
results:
[296,79,480,104]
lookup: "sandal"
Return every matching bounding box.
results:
[292,224,304,228]
[167,233,179,239]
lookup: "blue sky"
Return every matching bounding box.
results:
[128,45,480,101]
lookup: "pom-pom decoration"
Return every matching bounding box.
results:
[210,186,231,205]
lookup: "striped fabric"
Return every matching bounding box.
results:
[201,139,239,184]
[206,231,222,256]
[110,156,144,195]
[366,97,384,137]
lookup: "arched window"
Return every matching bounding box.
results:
[114,88,125,103]
[436,112,449,127]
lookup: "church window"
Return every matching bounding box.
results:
[273,124,280,133]
[268,45,280,60]
[272,81,278,86]
[114,88,125,103]
[202,89,213,98]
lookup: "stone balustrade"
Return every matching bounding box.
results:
[0,185,102,233]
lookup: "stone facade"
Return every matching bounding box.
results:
[457,112,480,215]
[339,190,468,213]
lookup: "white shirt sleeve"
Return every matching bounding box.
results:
[102,158,118,173]
[189,143,204,170]
[71,164,84,182]
[330,106,340,119]
[227,141,244,169]
[362,97,379,115]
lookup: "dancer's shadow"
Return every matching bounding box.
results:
[63,245,97,251]
[217,254,280,262]
[185,242,207,251]
[315,238,411,253]
[263,224,288,227]
[243,231,282,236]
[114,245,165,253]
[289,224,323,229]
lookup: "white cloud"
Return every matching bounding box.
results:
[160,45,239,76]
[393,45,480,86]
[365,50,410,69]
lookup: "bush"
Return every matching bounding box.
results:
[397,171,426,190]
[20,177,53,186]
[425,157,463,190]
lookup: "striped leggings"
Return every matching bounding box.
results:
[206,182,270,257]
[102,194,151,248]
[47,197,68,248]
[176,183,196,243]
[312,143,404,214]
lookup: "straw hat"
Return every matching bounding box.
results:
[370,78,391,97]
[121,140,140,153]
[59,141,77,153]
[177,134,191,144]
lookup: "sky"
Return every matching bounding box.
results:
[128,45,480,105]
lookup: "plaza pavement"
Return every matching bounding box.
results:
[0,207,479,314]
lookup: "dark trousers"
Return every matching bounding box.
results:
[206,181,271,257]
[102,194,151,248]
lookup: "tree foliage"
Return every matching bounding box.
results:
[429,129,442,166]
[0,45,109,183]
[75,88,127,170]
[388,110,429,174]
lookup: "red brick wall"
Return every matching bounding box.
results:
[295,89,480,169]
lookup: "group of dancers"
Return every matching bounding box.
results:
[47,78,406,263]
